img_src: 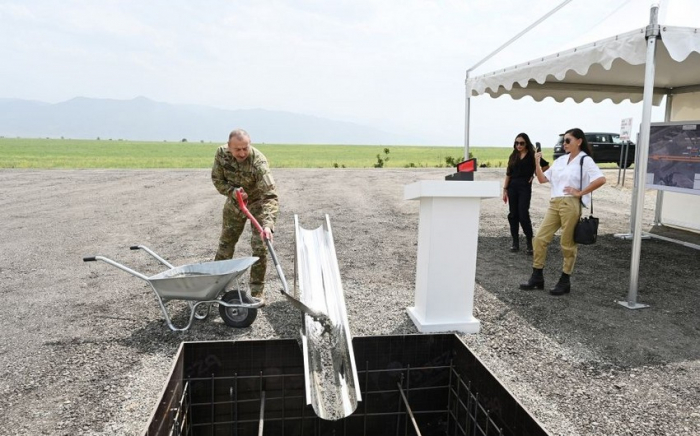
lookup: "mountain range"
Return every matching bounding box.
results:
[0,96,424,145]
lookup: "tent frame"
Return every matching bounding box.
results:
[616,5,660,309]
[464,4,700,309]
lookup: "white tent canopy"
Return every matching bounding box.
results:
[467,25,700,104]
[464,13,700,308]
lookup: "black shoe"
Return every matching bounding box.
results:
[510,237,520,252]
[550,273,571,295]
[525,237,533,255]
[519,268,544,290]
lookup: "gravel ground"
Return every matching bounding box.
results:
[0,168,698,436]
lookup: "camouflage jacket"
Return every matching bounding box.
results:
[211,145,279,230]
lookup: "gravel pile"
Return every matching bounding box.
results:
[0,168,697,436]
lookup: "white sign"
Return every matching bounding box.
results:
[620,117,633,141]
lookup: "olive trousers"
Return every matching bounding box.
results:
[532,197,581,275]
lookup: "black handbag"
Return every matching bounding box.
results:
[574,156,599,245]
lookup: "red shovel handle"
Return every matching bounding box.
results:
[235,188,267,237]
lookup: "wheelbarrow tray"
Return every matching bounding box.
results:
[149,257,258,301]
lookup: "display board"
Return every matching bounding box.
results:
[646,121,700,195]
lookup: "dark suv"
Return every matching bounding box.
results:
[553,132,635,168]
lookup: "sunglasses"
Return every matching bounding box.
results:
[514,141,526,146]
[564,138,577,144]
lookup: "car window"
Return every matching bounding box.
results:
[611,134,623,144]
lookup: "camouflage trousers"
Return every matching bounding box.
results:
[214,199,268,295]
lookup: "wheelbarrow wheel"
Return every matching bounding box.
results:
[219,291,257,328]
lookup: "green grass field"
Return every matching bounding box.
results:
[0,137,522,169]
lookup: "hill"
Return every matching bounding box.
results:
[0,96,424,145]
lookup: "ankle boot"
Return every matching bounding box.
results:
[510,236,520,252]
[550,273,571,295]
[525,236,533,255]
[519,268,544,290]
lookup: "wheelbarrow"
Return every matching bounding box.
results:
[83,245,263,332]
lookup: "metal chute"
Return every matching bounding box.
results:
[295,214,361,420]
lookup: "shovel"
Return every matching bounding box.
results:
[234,188,331,328]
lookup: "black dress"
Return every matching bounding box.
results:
[506,153,548,241]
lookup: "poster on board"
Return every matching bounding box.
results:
[646,121,700,195]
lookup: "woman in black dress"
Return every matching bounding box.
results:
[502,133,549,254]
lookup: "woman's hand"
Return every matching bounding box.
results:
[563,186,582,197]
[535,151,542,164]
[502,190,508,203]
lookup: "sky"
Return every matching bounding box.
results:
[1,0,699,147]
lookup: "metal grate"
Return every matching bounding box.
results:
[146,335,549,436]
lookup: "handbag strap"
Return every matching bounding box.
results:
[579,155,593,214]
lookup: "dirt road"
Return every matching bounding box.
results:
[0,168,697,435]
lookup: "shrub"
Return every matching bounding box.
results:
[374,148,390,168]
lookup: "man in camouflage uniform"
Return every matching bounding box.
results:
[212,129,279,303]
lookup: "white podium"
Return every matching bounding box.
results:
[404,180,499,333]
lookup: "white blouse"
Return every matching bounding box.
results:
[543,152,604,208]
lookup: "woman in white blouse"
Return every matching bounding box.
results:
[519,128,606,295]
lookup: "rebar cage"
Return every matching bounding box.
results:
[146,334,549,436]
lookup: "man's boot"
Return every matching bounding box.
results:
[519,268,544,290]
[239,291,258,305]
[249,283,266,306]
[550,272,571,295]
[525,236,534,255]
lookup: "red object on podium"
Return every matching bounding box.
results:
[445,158,477,181]
[457,159,476,173]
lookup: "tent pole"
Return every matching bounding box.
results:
[629,135,644,234]
[615,132,645,240]
[464,71,471,160]
[618,4,660,310]
[462,0,574,161]
[654,184,664,225]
